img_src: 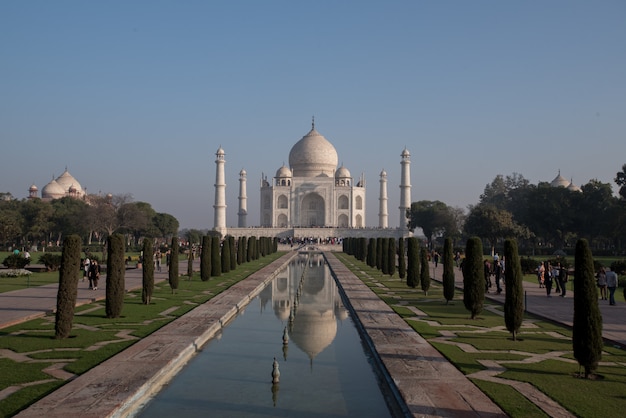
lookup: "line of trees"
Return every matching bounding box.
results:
[0,194,179,251]
[408,166,626,255]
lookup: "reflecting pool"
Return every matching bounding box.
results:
[135,253,398,417]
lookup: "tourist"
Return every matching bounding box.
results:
[537,262,545,288]
[484,259,492,292]
[606,268,618,305]
[83,256,91,282]
[558,263,568,297]
[553,263,561,293]
[544,262,553,297]
[493,258,503,294]
[596,268,607,300]
[88,260,100,290]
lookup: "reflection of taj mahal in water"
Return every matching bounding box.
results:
[259,253,348,362]
[212,120,413,240]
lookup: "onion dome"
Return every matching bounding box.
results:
[380,169,387,177]
[29,184,38,193]
[550,170,570,188]
[56,169,83,195]
[401,148,410,158]
[567,179,582,192]
[42,178,66,199]
[288,123,338,177]
[276,165,292,178]
[335,164,351,179]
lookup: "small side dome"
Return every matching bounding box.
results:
[42,178,66,199]
[380,169,387,177]
[550,170,570,188]
[567,179,582,193]
[29,184,38,192]
[276,165,292,178]
[335,164,351,179]
[401,148,410,157]
[239,168,247,176]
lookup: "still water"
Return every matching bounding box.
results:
[136,253,396,417]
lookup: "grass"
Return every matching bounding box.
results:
[0,252,283,417]
[334,252,626,418]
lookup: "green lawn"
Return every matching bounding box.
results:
[335,252,626,418]
[0,252,283,417]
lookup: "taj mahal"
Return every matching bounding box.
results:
[211,120,413,241]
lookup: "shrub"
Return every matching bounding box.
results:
[2,254,30,269]
[38,253,62,271]
[142,238,154,304]
[463,236,485,320]
[610,260,626,275]
[442,237,455,303]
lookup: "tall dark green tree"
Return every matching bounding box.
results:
[211,236,221,277]
[462,236,485,319]
[229,236,237,270]
[54,235,81,339]
[503,239,524,340]
[573,239,603,378]
[200,235,211,282]
[381,238,389,274]
[367,238,376,268]
[388,238,396,277]
[187,246,194,279]
[442,237,455,304]
[168,237,179,292]
[237,236,244,265]
[241,236,248,264]
[420,247,430,295]
[406,237,419,288]
[221,236,231,273]
[376,238,383,271]
[142,238,154,304]
[398,238,406,281]
[106,233,125,318]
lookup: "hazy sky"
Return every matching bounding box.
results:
[2,1,625,230]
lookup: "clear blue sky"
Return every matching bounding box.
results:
[2,1,625,230]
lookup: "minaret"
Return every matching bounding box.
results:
[378,169,388,228]
[213,146,227,236]
[399,148,411,230]
[238,168,247,228]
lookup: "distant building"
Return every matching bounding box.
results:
[28,168,86,201]
[550,170,582,192]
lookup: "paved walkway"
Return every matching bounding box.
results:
[427,263,626,349]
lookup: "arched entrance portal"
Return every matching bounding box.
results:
[300,193,325,226]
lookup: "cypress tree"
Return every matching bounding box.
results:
[54,235,82,339]
[388,238,396,277]
[406,237,419,288]
[367,238,376,268]
[187,246,194,279]
[229,236,237,270]
[106,233,125,318]
[398,238,406,281]
[381,238,389,274]
[247,236,255,262]
[200,235,211,281]
[211,236,221,276]
[463,236,485,319]
[376,237,383,271]
[573,239,603,378]
[420,247,430,295]
[142,238,154,304]
[237,236,244,265]
[442,237,455,304]
[221,237,231,273]
[255,237,260,259]
[241,236,248,264]
[168,237,179,292]
[503,239,524,340]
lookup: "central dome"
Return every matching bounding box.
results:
[288,126,338,177]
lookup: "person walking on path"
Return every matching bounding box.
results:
[544,262,553,297]
[606,268,618,305]
[88,260,100,290]
[537,261,545,288]
[558,263,568,297]
[493,259,503,294]
[484,259,492,292]
[597,267,608,300]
